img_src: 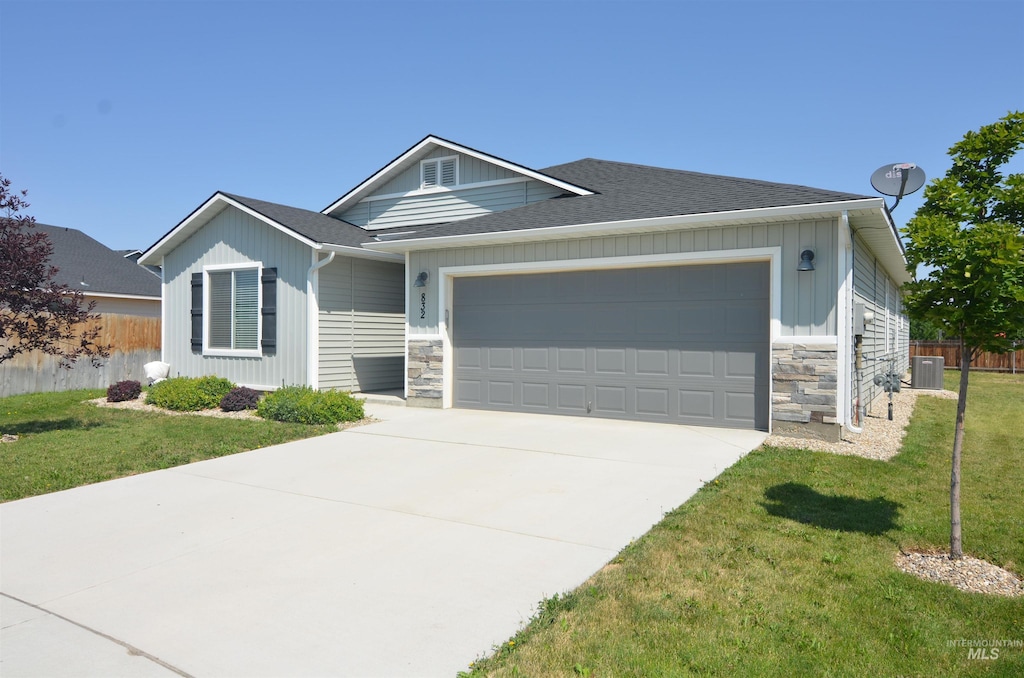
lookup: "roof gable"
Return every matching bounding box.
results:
[35,224,161,298]
[320,135,594,219]
[139,193,401,266]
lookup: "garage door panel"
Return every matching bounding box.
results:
[724,392,756,423]
[679,350,716,376]
[594,386,628,415]
[679,389,716,419]
[488,381,515,406]
[636,349,670,376]
[724,351,757,378]
[557,384,587,411]
[557,348,587,372]
[595,349,627,374]
[453,263,769,430]
[456,380,482,406]
[522,348,549,371]
[522,382,550,408]
[636,388,670,416]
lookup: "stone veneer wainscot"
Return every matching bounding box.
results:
[772,343,840,441]
[407,339,444,407]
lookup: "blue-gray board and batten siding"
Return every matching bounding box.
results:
[161,207,312,389]
[453,262,770,430]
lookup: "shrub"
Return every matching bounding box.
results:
[220,386,261,412]
[146,376,235,411]
[106,380,142,403]
[256,386,364,425]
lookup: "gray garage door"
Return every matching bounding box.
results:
[453,262,770,430]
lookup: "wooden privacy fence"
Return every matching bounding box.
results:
[910,340,1023,373]
[1,314,161,398]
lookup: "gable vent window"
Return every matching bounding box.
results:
[421,156,458,189]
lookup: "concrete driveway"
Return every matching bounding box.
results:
[1,404,765,677]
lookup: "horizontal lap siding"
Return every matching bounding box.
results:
[410,220,838,339]
[162,208,310,388]
[852,232,908,409]
[318,257,404,391]
[318,259,354,390]
[341,180,563,229]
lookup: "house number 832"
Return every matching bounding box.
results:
[420,292,426,319]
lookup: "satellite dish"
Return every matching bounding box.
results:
[870,163,926,211]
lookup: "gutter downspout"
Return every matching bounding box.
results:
[845,213,864,434]
[306,250,336,390]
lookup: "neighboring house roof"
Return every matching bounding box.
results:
[35,224,161,299]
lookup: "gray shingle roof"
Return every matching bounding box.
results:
[35,224,161,297]
[223,159,873,248]
[402,159,872,240]
[222,193,375,248]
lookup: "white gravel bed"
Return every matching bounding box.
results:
[763,387,958,461]
[896,551,1024,597]
[89,394,258,419]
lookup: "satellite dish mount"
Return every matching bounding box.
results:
[870,163,926,212]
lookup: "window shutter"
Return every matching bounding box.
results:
[191,273,203,352]
[261,267,277,354]
[440,158,456,186]
[422,161,438,188]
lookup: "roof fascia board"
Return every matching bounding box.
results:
[83,292,161,301]
[139,192,225,265]
[139,193,321,266]
[365,199,889,253]
[321,135,593,216]
[319,243,404,262]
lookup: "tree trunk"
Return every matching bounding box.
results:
[950,340,972,560]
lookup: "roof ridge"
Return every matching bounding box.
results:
[543,158,869,199]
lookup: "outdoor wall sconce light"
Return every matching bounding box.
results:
[797,249,815,272]
[413,271,429,287]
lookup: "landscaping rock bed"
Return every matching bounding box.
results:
[89,394,258,419]
[896,551,1024,598]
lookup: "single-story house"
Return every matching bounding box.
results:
[38,224,161,317]
[139,136,910,438]
[0,225,162,397]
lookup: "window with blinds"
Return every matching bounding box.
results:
[421,156,458,189]
[207,268,259,351]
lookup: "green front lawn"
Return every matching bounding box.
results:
[0,389,335,502]
[464,371,1024,677]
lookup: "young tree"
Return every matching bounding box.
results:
[0,174,109,367]
[902,111,1024,559]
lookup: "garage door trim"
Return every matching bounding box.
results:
[432,247,782,421]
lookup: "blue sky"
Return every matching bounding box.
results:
[1,0,1021,252]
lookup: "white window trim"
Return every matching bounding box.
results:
[203,262,263,358]
[420,155,459,190]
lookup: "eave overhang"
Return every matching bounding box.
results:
[365,197,912,285]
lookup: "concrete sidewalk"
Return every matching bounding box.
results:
[1,406,765,677]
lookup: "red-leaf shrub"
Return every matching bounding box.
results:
[220,386,261,412]
[107,380,142,402]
